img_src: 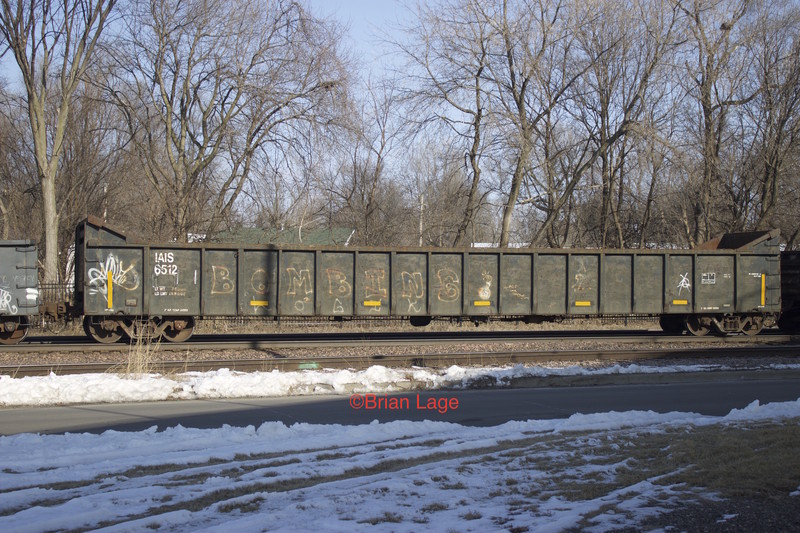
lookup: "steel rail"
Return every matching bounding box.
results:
[1,329,797,354]
[3,344,799,378]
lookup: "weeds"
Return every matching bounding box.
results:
[125,331,161,376]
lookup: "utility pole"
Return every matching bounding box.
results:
[419,194,424,246]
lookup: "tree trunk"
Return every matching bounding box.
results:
[499,144,530,247]
[41,175,60,282]
[0,196,8,240]
[453,107,484,247]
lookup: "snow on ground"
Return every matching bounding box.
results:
[3,361,800,407]
[2,363,800,531]
[1,399,799,532]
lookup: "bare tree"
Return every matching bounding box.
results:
[322,81,410,246]
[396,0,494,246]
[486,0,587,247]
[746,1,800,233]
[105,0,347,241]
[54,81,133,274]
[0,0,116,281]
[675,0,756,245]
[571,0,679,247]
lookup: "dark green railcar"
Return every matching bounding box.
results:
[71,216,784,343]
[0,240,39,344]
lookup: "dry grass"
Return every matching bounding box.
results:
[658,421,800,497]
[124,332,161,376]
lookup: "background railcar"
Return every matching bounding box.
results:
[780,251,800,332]
[0,240,39,344]
[73,217,783,343]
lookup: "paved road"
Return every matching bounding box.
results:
[2,376,800,435]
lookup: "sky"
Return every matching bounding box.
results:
[0,0,411,89]
[310,0,411,75]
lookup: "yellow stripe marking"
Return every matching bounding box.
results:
[673,299,688,305]
[761,274,766,306]
[473,300,491,307]
[107,271,113,309]
[250,300,269,307]
[575,301,592,307]
[363,300,382,307]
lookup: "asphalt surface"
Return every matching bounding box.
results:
[2,374,800,435]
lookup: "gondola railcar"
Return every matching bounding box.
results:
[70,217,784,343]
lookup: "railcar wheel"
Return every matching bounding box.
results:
[84,316,124,344]
[659,315,685,334]
[409,316,432,327]
[685,315,711,337]
[0,321,28,345]
[741,316,763,336]
[161,317,195,343]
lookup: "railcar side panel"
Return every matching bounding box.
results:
[83,246,144,315]
[151,248,201,315]
[203,249,238,315]
[356,252,390,316]
[779,251,800,331]
[0,241,38,317]
[392,252,427,316]
[601,254,632,314]
[466,253,498,315]
[633,255,663,313]
[535,254,567,315]
[280,251,315,316]
[569,254,598,314]
[666,255,694,313]
[69,219,787,341]
[319,251,355,316]
[240,250,276,316]
[499,253,532,315]
[430,254,462,316]
[736,255,780,312]
[694,255,734,313]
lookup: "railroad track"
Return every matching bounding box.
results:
[3,342,800,378]
[2,328,798,354]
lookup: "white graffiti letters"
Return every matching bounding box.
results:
[87,254,140,297]
[0,287,18,314]
[677,272,691,295]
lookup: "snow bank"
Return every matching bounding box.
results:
[2,362,798,407]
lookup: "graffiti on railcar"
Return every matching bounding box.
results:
[87,253,140,298]
[504,284,529,300]
[0,273,37,289]
[572,260,588,293]
[326,269,352,297]
[211,265,235,294]
[478,271,493,300]
[363,269,387,301]
[0,286,17,314]
[436,268,460,302]
[361,268,387,313]
[326,268,352,315]
[250,269,268,295]
[677,272,691,295]
[401,271,425,313]
[286,267,313,311]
